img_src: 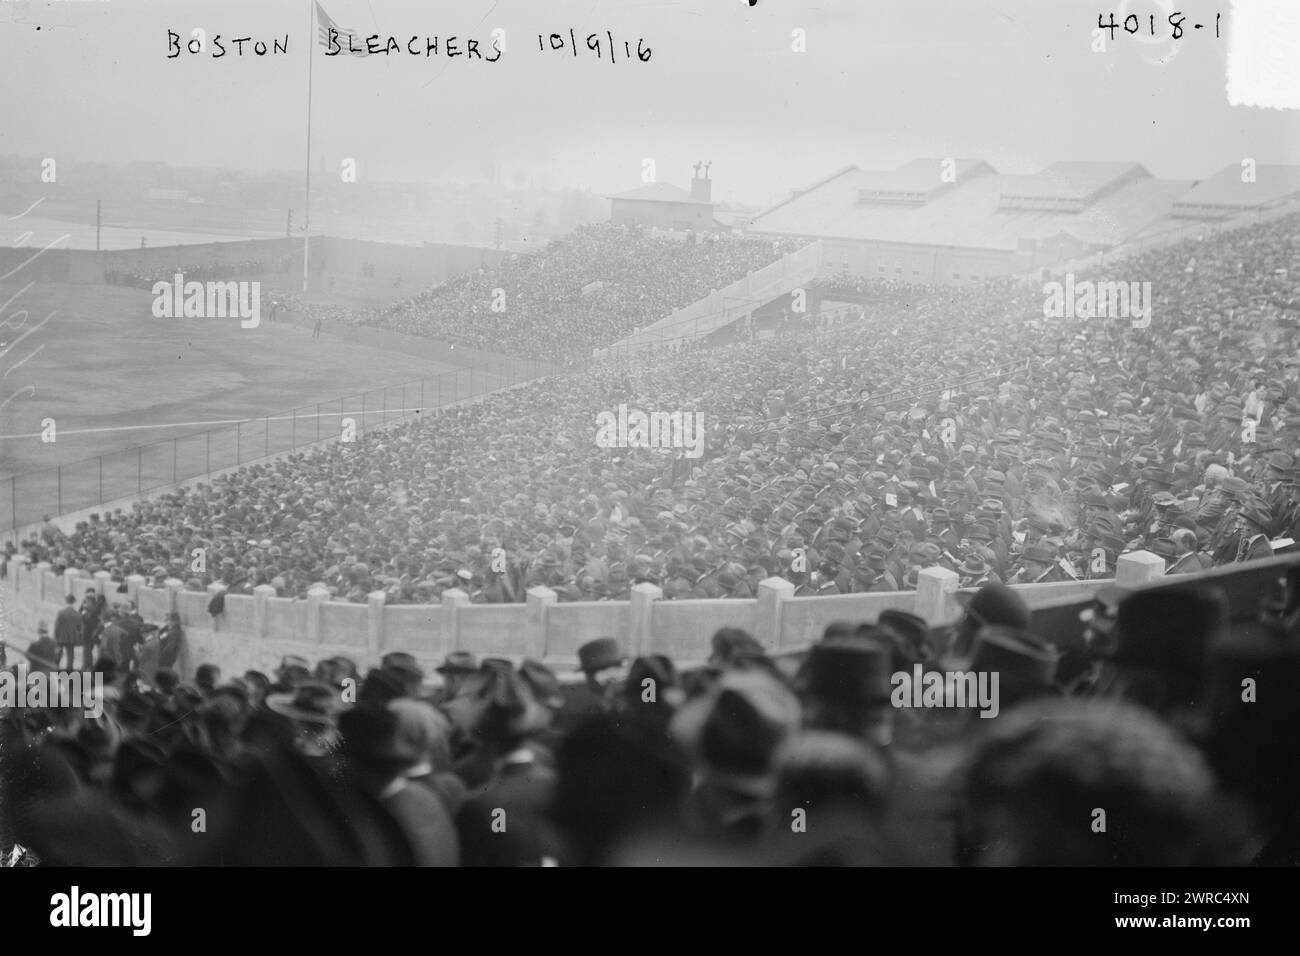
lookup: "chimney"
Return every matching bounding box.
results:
[690,161,712,203]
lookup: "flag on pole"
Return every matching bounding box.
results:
[315,0,368,56]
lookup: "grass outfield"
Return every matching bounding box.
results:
[0,281,514,531]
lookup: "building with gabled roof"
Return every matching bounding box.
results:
[1169,163,1300,219]
[747,159,1300,285]
[607,164,719,231]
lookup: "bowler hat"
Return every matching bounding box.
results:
[1150,537,1178,559]
[797,638,894,707]
[519,659,565,709]
[1110,584,1228,684]
[476,668,551,739]
[436,651,478,674]
[968,626,1059,697]
[955,582,1031,631]
[1021,542,1056,565]
[577,636,626,675]
[670,669,802,796]
[876,609,932,666]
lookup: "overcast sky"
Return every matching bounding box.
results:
[2,0,1297,205]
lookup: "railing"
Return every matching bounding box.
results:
[1,353,553,538]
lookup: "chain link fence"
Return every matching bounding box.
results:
[2,354,553,536]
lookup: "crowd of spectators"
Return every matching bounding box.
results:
[2,576,1297,865]
[13,211,1299,607]
[316,223,805,362]
[3,210,1299,868]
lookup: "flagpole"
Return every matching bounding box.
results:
[302,0,314,294]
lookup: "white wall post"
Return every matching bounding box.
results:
[915,565,961,627]
[628,582,662,658]
[252,583,277,638]
[441,588,469,653]
[758,576,796,649]
[525,585,556,660]
[1116,550,1167,588]
[366,590,386,659]
[306,585,330,644]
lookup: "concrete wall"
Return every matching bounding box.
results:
[320,238,508,292]
[9,551,1294,681]
[0,236,509,290]
[2,550,1196,679]
[0,238,302,286]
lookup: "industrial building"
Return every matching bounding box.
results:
[746,159,1300,283]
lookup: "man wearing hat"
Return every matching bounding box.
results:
[432,651,478,704]
[25,622,61,673]
[1233,508,1275,563]
[579,639,629,691]
[1264,451,1300,534]
[559,637,629,730]
[1146,492,1182,543]
[853,547,899,593]
[946,581,1032,660]
[671,668,802,840]
[795,559,842,596]
[797,636,895,746]
[961,520,1001,574]
[339,702,460,866]
[1208,476,1251,558]
[716,562,755,599]
[1089,584,1228,720]
[79,589,104,670]
[1149,536,1180,571]
[876,609,934,670]
[53,593,83,670]
[957,554,998,588]
[266,681,349,758]
[454,668,558,865]
[966,625,1060,710]
[1011,541,1071,584]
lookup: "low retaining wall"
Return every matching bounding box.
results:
[4,552,1197,679]
[0,236,510,288]
[10,550,1296,680]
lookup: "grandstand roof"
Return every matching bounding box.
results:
[1170,163,1300,216]
[748,160,1215,251]
[608,182,715,206]
[854,158,995,204]
[998,161,1148,204]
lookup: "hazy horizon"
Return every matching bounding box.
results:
[3,0,1297,209]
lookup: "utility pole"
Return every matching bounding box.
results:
[286,209,293,238]
[95,199,101,251]
[302,0,314,293]
[494,217,503,250]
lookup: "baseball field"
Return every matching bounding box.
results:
[0,280,519,534]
